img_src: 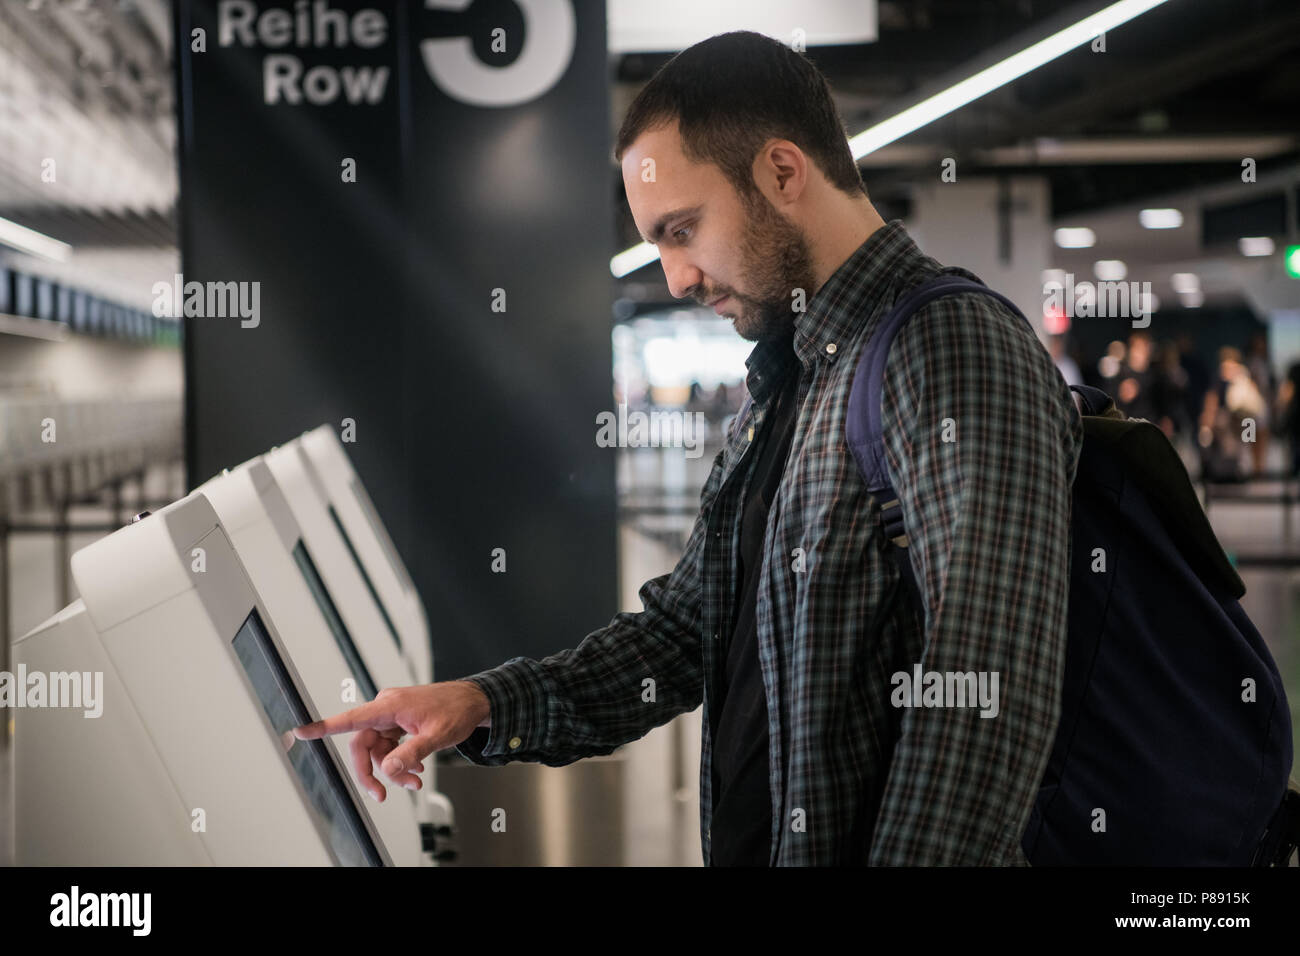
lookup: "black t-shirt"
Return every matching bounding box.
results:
[710,367,801,866]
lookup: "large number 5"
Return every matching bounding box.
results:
[421,0,576,107]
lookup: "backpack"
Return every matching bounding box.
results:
[845,271,1298,866]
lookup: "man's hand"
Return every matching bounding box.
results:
[293,680,491,802]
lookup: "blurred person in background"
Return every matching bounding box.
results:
[1200,346,1266,480]
[1114,331,1159,423]
[1097,339,1126,397]
[1276,359,1300,477]
[1075,337,1105,390]
[1245,332,1276,474]
[1149,339,1189,442]
[1176,332,1210,441]
[1047,334,1082,387]
[709,381,736,422]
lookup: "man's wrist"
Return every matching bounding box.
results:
[457,679,492,728]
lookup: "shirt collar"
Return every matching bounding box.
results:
[742,330,798,407]
[742,219,919,405]
[793,219,918,368]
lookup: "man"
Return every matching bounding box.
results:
[296,31,1083,866]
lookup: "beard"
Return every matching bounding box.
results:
[706,190,818,343]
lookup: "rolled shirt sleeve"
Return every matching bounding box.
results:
[867,293,1083,865]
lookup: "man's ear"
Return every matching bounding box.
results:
[757,140,807,201]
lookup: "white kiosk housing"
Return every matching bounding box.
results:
[14,493,398,865]
[297,426,433,685]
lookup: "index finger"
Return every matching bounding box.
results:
[294,699,393,740]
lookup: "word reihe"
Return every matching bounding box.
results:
[217,1,391,106]
[219,0,387,50]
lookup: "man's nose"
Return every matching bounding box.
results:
[660,249,703,301]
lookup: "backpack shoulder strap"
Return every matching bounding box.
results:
[846,272,1028,509]
[1069,382,1114,416]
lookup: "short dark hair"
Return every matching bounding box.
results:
[615,31,866,199]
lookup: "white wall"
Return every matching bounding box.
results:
[907,175,1053,339]
[0,334,181,399]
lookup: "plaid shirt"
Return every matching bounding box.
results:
[455,220,1084,865]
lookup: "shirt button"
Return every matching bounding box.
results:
[825,342,838,355]
[508,736,522,750]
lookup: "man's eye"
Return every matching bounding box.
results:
[673,225,692,241]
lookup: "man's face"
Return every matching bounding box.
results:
[621,123,817,342]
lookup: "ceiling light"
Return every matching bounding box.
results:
[1055,227,1096,249]
[1094,260,1127,281]
[0,216,72,262]
[1239,237,1275,257]
[1139,208,1183,229]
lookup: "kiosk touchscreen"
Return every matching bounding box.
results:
[297,427,433,685]
[196,459,439,865]
[13,493,391,865]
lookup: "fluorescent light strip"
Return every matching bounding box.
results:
[846,0,1170,159]
[610,242,662,278]
[610,0,1172,277]
[0,215,72,262]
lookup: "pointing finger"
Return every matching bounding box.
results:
[294,699,393,740]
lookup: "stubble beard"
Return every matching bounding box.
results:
[723,190,819,343]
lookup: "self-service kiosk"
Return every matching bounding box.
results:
[13,493,399,864]
[195,458,453,863]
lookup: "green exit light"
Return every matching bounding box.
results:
[1287,244,1300,279]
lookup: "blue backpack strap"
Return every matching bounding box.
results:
[846,273,1030,546]
[1068,382,1112,416]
